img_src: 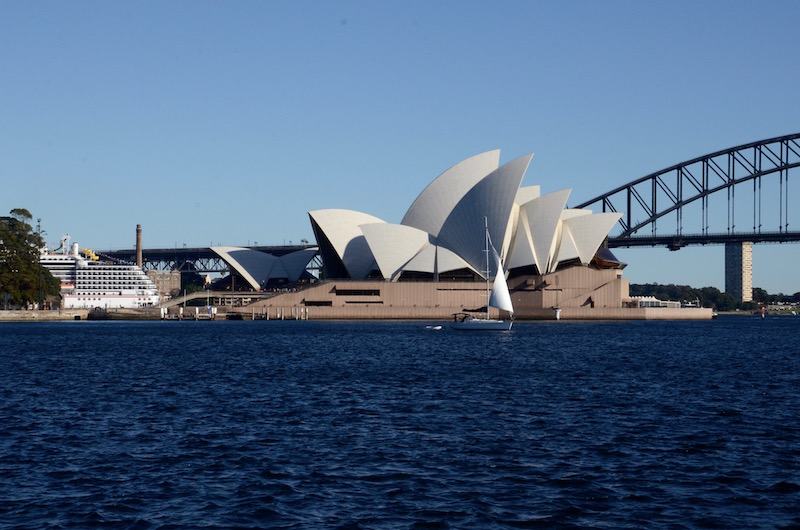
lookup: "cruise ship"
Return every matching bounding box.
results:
[41,239,160,309]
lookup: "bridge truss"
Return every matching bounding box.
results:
[574,133,800,249]
[103,245,321,276]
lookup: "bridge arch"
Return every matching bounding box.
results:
[574,133,800,246]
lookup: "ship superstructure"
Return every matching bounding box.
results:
[40,237,160,309]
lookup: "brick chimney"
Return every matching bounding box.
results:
[136,224,142,269]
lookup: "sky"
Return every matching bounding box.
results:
[2,1,800,294]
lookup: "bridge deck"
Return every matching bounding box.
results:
[610,230,800,249]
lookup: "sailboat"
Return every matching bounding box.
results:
[452,218,514,331]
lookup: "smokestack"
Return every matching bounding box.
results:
[136,224,142,269]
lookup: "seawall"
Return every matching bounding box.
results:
[0,310,90,322]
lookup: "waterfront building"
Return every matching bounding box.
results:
[243,149,711,319]
[308,150,624,283]
[147,270,182,299]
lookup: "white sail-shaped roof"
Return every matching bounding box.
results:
[308,209,384,279]
[504,186,541,260]
[533,189,571,274]
[550,209,592,267]
[402,244,476,275]
[269,260,289,280]
[210,246,317,288]
[279,248,319,281]
[360,223,430,281]
[514,185,541,205]
[437,153,532,277]
[553,229,580,267]
[211,246,279,290]
[402,150,500,237]
[562,212,623,264]
[511,189,571,274]
[561,209,592,220]
[506,211,536,271]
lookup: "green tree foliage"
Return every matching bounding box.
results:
[629,282,794,311]
[751,287,769,305]
[0,209,61,308]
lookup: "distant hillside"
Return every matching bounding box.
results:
[629,283,800,311]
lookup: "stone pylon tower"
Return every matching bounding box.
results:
[725,242,753,302]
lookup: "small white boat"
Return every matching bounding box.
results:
[452,314,512,331]
[452,218,513,331]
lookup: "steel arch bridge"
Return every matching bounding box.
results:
[573,132,800,250]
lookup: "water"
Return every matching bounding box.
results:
[1,317,798,528]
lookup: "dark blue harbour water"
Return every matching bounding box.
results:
[1,317,799,529]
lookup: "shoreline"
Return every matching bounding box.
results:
[0,307,718,322]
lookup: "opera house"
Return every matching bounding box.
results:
[238,150,711,319]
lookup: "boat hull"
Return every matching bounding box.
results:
[452,318,513,331]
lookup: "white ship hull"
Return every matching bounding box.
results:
[62,293,161,310]
[452,318,512,331]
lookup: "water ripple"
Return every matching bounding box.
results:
[1,318,799,528]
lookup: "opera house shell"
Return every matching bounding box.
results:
[245,150,712,319]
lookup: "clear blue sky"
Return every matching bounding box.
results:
[3,1,800,293]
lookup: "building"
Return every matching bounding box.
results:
[725,242,753,303]
[242,149,712,319]
[147,270,182,298]
[309,150,624,283]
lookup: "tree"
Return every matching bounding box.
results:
[752,287,770,305]
[630,282,772,311]
[0,209,61,308]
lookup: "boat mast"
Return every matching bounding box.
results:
[484,216,490,320]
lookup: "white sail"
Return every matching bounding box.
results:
[488,244,514,316]
[453,217,513,331]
